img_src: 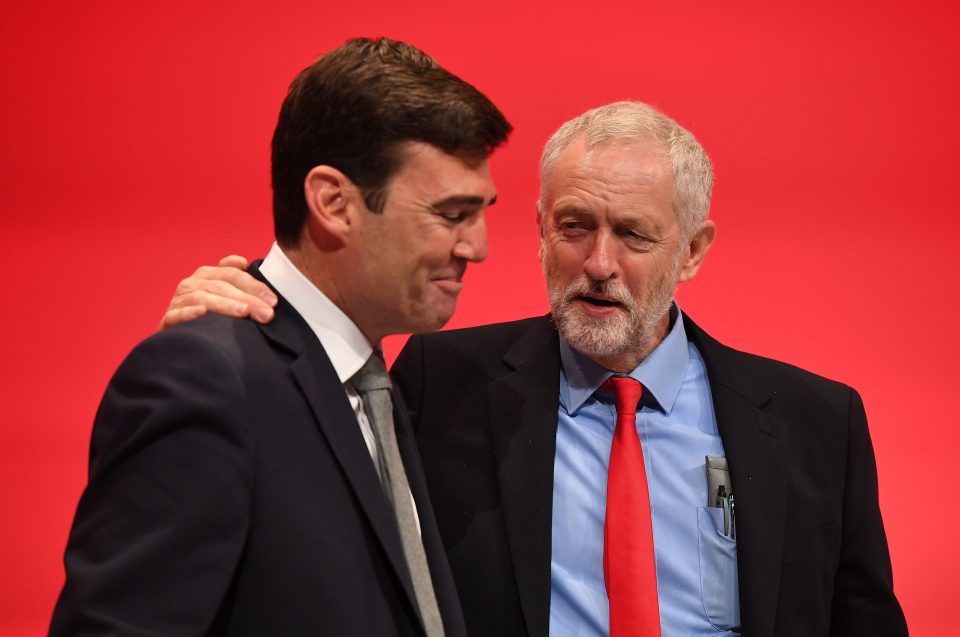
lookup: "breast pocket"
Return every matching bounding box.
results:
[697,507,741,632]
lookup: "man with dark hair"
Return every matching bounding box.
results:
[270,37,508,245]
[51,37,510,636]
[164,100,907,636]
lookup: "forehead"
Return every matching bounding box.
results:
[543,137,675,218]
[388,142,496,201]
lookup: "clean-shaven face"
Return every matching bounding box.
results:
[347,142,498,339]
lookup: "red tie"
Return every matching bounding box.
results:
[603,376,661,637]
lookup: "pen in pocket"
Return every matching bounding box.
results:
[715,485,735,538]
[729,495,735,539]
[716,485,729,535]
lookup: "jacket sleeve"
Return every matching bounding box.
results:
[829,388,909,636]
[49,329,253,636]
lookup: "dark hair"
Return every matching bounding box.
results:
[271,37,512,246]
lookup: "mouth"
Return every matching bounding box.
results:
[579,294,620,306]
[573,294,625,316]
[432,275,464,295]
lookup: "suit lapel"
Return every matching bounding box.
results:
[289,347,419,609]
[487,318,560,637]
[685,316,787,637]
[249,264,421,625]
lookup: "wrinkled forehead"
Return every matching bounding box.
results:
[541,136,674,206]
[583,139,671,181]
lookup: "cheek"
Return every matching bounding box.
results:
[549,246,586,276]
[617,262,654,291]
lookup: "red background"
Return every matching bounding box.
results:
[2,1,957,634]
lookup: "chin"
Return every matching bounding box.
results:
[407,312,452,335]
[554,308,624,354]
[564,328,632,359]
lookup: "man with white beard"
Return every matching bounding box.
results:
[162,101,907,637]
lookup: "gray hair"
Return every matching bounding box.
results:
[539,101,713,239]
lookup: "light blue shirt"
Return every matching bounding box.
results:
[550,307,741,636]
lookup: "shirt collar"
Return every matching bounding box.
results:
[559,303,690,415]
[259,242,373,383]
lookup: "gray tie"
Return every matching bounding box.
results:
[352,352,445,637]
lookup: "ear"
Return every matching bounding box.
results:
[677,219,716,283]
[536,201,546,262]
[303,165,358,251]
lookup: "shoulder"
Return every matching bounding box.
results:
[685,314,858,418]
[417,315,549,347]
[100,313,269,427]
[123,312,270,376]
[408,315,552,359]
[392,316,554,409]
[145,311,258,355]
[88,315,265,477]
[396,316,552,374]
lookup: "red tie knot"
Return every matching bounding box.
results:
[602,376,644,416]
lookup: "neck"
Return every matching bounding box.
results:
[282,243,383,347]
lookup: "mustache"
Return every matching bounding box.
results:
[561,277,634,308]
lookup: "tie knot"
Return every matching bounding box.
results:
[352,351,392,393]
[602,376,644,416]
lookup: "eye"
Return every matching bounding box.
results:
[622,230,655,248]
[434,208,472,224]
[558,219,587,235]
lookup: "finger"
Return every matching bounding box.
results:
[250,304,275,324]
[218,254,249,269]
[167,289,256,320]
[178,266,278,307]
[167,284,272,321]
[167,288,276,324]
[157,305,207,332]
[177,279,269,308]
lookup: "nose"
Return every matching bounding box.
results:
[453,212,489,263]
[583,230,618,281]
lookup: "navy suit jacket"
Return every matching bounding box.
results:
[391,314,908,637]
[51,265,466,636]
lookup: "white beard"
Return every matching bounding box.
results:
[544,252,681,362]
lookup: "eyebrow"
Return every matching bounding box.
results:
[553,204,592,216]
[553,205,666,235]
[431,193,498,209]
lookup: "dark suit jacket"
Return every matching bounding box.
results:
[50,266,466,637]
[391,314,908,637]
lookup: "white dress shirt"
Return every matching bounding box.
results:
[259,242,420,533]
